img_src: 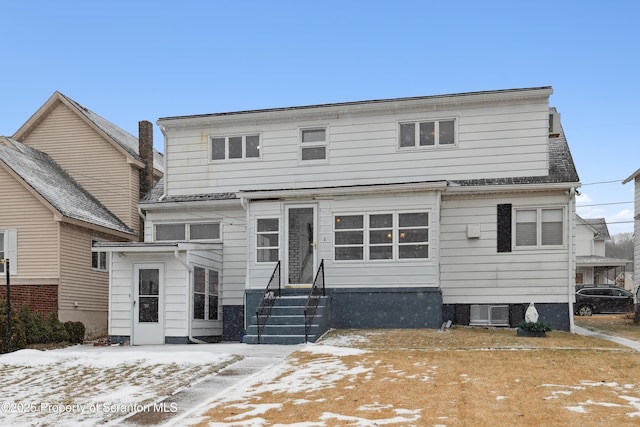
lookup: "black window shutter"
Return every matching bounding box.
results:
[497,204,512,253]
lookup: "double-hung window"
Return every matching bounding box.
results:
[211,134,260,161]
[193,266,219,320]
[91,239,108,271]
[1,230,17,274]
[334,212,429,261]
[399,119,455,148]
[256,218,279,263]
[300,128,327,161]
[515,208,564,247]
[155,222,221,242]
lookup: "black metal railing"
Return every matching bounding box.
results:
[256,261,281,343]
[304,259,325,343]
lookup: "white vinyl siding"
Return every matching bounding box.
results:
[247,194,438,290]
[162,93,551,196]
[440,192,573,304]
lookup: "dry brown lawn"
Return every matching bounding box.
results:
[193,327,640,426]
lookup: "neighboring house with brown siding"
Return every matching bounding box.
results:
[0,93,163,338]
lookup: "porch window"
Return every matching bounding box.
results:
[211,134,260,161]
[515,208,564,248]
[155,222,221,242]
[300,128,327,161]
[334,212,429,261]
[91,238,108,271]
[193,266,219,320]
[256,218,279,263]
[399,119,456,148]
[334,215,364,260]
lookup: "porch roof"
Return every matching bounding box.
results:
[576,255,631,267]
[94,241,222,252]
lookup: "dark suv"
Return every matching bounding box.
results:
[575,286,635,316]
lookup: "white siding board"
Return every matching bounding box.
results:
[440,192,572,304]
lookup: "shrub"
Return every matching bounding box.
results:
[46,313,70,343]
[0,300,86,352]
[0,301,27,353]
[64,321,85,344]
[516,320,552,332]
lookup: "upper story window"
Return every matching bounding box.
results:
[399,119,456,148]
[155,222,221,242]
[91,238,108,271]
[515,208,564,248]
[211,134,260,161]
[300,128,327,161]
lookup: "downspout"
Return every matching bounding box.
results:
[241,195,250,337]
[174,250,207,344]
[568,187,576,333]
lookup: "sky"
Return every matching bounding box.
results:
[1,1,637,234]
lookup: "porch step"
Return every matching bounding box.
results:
[243,295,329,345]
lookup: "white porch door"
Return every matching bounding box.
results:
[285,205,317,287]
[132,264,164,345]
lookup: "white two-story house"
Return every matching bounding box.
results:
[101,87,580,345]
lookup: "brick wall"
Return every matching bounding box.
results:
[0,285,58,318]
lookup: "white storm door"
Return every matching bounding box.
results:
[285,205,317,286]
[133,264,164,345]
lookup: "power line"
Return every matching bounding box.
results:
[581,179,625,186]
[577,201,634,207]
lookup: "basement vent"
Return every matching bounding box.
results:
[470,304,509,326]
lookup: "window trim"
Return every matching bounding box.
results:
[513,207,565,249]
[210,133,261,162]
[333,210,430,262]
[255,217,280,264]
[299,126,329,163]
[91,238,108,272]
[154,222,222,243]
[398,118,457,149]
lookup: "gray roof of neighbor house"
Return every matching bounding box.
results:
[14,92,164,174]
[0,137,136,236]
[579,217,611,241]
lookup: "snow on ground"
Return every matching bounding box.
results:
[0,344,236,426]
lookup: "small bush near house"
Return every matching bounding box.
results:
[0,300,85,353]
[64,321,85,344]
[0,301,27,353]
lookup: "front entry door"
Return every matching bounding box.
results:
[286,205,317,286]
[133,264,164,345]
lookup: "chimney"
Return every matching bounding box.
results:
[138,120,154,199]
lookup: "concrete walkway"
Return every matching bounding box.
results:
[118,343,302,426]
[574,325,640,352]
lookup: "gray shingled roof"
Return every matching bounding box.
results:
[581,217,611,240]
[60,93,164,173]
[140,179,237,204]
[0,138,135,235]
